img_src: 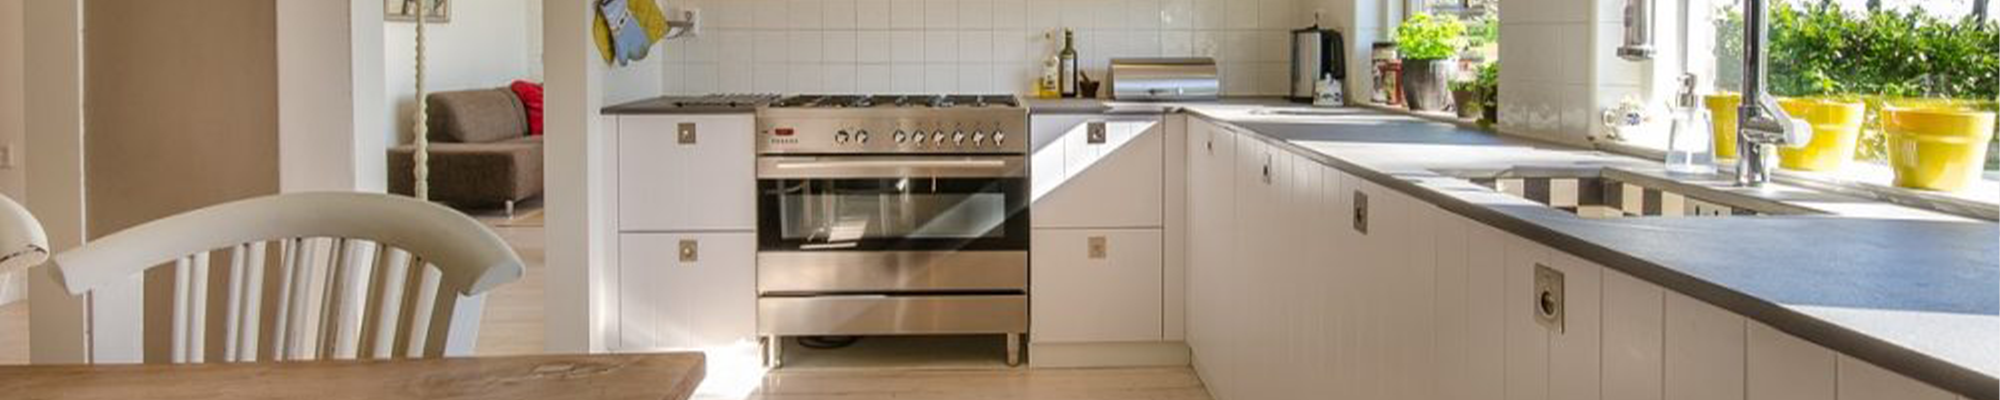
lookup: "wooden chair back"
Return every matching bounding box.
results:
[52,192,523,363]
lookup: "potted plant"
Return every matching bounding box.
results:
[1473,62,1499,124]
[1395,13,1466,112]
[1450,80,1479,119]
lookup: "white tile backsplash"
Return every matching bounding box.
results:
[661,0,1311,96]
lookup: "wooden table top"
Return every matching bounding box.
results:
[0,352,706,400]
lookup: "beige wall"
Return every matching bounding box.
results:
[1,0,23,199]
[83,0,279,237]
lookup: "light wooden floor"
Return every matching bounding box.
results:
[0,206,1213,400]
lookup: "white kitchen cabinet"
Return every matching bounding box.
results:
[1837,354,1958,400]
[1030,229,1164,343]
[615,114,757,232]
[1184,117,1236,395]
[1666,291,1748,400]
[1231,132,1282,400]
[1030,115,1165,229]
[1747,323,1837,400]
[1549,251,1604,400]
[616,232,757,352]
[1465,224,1510,400]
[1603,269,1666,400]
[1433,212,1472,400]
[1504,234,1552,400]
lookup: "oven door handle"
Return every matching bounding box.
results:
[758,157,1028,179]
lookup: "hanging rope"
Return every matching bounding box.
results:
[413,0,431,201]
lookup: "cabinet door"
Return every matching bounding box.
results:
[1837,355,1957,400]
[1665,291,1748,400]
[1747,323,1836,400]
[1503,234,1552,400]
[1548,252,1603,400]
[1603,269,1666,400]
[616,233,757,351]
[1030,229,1165,343]
[1184,118,1236,394]
[1031,116,1166,228]
[1433,211,1473,400]
[1465,224,1510,399]
[617,115,756,232]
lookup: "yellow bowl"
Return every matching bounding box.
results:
[1776,98,1867,171]
[1881,107,1997,192]
[1705,93,1742,158]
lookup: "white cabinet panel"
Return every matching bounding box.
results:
[1162,115,1187,342]
[1603,269,1666,400]
[1309,162,1345,400]
[1030,116,1165,228]
[1031,229,1165,343]
[616,232,757,352]
[1278,150,1319,399]
[1184,117,1237,396]
[1504,235,1552,400]
[1460,223,1507,399]
[1837,355,1957,400]
[616,115,757,232]
[1433,212,1472,400]
[1549,252,1602,400]
[1747,323,1837,400]
[1666,291,1747,400]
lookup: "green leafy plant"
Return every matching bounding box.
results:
[1713,2,1998,163]
[1463,14,1500,49]
[1396,13,1468,61]
[1472,62,1500,123]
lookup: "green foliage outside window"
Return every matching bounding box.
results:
[1714,2,1999,164]
[1397,13,1469,61]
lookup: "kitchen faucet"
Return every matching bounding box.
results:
[1733,0,1813,186]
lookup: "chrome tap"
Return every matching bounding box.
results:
[1735,0,1812,186]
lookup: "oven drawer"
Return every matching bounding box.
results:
[757,295,1027,336]
[757,251,1028,294]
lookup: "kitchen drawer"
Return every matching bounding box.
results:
[616,232,757,352]
[1030,115,1165,228]
[1031,229,1164,343]
[616,114,756,232]
[757,295,1027,336]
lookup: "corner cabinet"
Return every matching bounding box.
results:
[1027,113,1188,368]
[1178,115,1969,400]
[604,113,759,353]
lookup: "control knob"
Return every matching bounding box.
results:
[971,131,987,146]
[834,130,851,144]
[952,131,967,145]
[894,130,909,143]
[855,130,871,144]
[993,131,1008,145]
[932,131,947,144]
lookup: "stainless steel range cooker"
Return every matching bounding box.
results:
[753,95,1030,367]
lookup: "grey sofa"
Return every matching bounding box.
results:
[388,88,543,207]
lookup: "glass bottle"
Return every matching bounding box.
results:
[1059,29,1079,98]
[1665,74,1717,174]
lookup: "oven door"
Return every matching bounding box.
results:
[756,156,1030,252]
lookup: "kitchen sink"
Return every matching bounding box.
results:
[1438,167,1823,219]
[1248,108,1371,117]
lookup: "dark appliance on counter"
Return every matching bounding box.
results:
[753,95,1031,368]
[1290,26,1347,103]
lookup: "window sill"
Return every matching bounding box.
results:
[1360,102,2000,221]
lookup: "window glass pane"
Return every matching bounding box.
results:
[1708,0,1997,178]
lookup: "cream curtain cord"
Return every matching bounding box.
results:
[412,0,431,200]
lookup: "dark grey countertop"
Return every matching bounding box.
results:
[1176,106,1998,400]
[600,96,767,114]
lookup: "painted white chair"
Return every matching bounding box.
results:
[52,192,523,363]
[0,194,50,308]
[0,194,50,276]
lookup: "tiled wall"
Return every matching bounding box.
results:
[1494,0,1671,145]
[653,0,1320,96]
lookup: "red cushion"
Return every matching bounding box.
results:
[510,80,545,136]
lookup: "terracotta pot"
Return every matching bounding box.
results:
[1451,89,1478,119]
[1399,59,1452,112]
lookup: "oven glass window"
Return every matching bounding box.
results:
[761,178,1027,251]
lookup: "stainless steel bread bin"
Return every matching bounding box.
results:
[1108,58,1220,101]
